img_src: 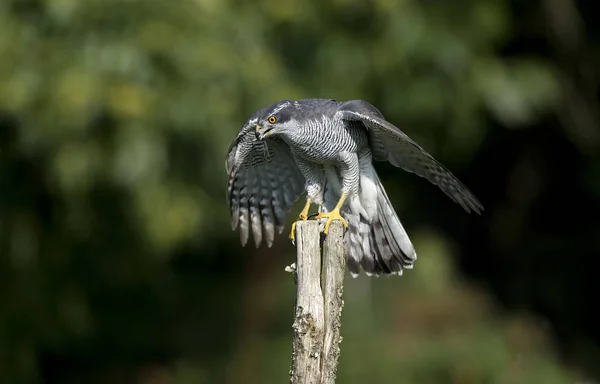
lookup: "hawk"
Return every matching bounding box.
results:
[226,99,483,277]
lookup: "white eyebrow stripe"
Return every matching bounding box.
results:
[270,101,291,115]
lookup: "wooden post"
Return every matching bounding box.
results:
[289,220,345,384]
[320,221,345,384]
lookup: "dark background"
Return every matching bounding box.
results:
[1,0,599,383]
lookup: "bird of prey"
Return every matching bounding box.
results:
[226,99,483,277]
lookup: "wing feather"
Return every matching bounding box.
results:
[226,117,305,247]
[337,100,483,214]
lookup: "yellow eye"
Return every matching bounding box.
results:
[267,116,277,124]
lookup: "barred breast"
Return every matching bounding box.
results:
[290,117,368,164]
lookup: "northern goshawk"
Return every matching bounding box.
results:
[226,99,483,277]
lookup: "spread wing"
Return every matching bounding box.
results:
[226,117,305,247]
[337,100,483,214]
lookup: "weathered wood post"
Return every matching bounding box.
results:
[289,220,345,384]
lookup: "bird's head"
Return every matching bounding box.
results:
[255,100,299,141]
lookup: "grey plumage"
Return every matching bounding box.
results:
[226,107,305,247]
[226,98,483,276]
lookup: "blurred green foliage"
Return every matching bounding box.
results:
[0,0,597,383]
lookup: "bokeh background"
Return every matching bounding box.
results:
[1,0,599,383]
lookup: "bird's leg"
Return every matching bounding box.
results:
[289,198,312,244]
[314,193,348,235]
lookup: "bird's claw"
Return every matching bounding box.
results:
[289,200,313,245]
[289,214,309,245]
[289,221,298,245]
[314,209,348,235]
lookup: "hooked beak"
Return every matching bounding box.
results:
[255,124,273,140]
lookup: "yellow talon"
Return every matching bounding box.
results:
[314,193,348,235]
[289,199,312,244]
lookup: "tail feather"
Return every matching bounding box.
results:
[375,177,416,268]
[322,167,416,277]
[371,218,398,274]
